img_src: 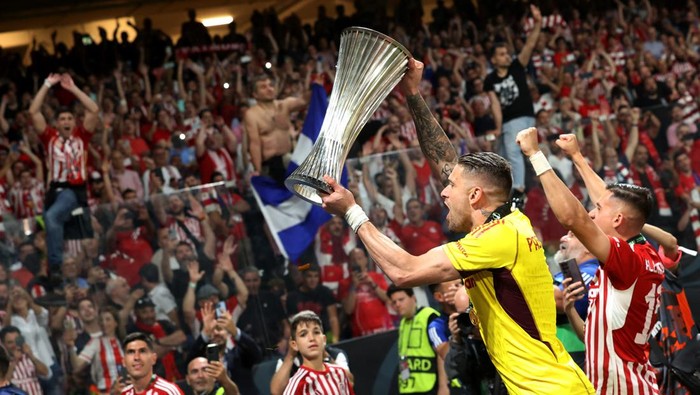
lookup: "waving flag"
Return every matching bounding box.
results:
[250,84,345,263]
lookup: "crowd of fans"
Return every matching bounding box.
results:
[0,0,698,393]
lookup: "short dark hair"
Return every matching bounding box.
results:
[457,152,513,200]
[387,284,414,299]
[607,183,654,223]
[122,332,155,351]
[290,310,323,340]
[250,75,272,94]
[0,326,20,343]
[490,42,509,58]
[139,263,159,284]
[0,344,10,378]
[56,106,73,117]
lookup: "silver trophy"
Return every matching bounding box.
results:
[285,27,411,205]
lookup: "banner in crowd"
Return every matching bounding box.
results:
[250,84,338,263]
[175,43,246,58]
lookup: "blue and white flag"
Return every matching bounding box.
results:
[250,84,344,263]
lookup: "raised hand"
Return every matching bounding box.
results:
[399,58,425,96]
[187,260,205,283]
[222,235,238,258]
[201,301,216,337]
[531,4,543,25]
[60,73,76,90]
[515,127,540,157]
[561,278,585,312]
[45,73,62,87]
[555,134,582,157]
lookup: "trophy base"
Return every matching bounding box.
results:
[284,174,332,206]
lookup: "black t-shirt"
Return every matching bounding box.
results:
[286,285,337,333]
[484,60,534,123]
[238,291,286,352]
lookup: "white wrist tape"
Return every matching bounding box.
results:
[529,151,552,176]
[344,204,369,234]
[43,79,52,89]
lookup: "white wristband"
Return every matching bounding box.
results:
[344,204,369,234]
[43,79,53,89]
[529,151,552,176]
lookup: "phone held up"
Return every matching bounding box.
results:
[558,258,585,296]
[215,301,227,319]
[206,343,219,363]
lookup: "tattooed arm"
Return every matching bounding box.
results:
[400,59,458,186]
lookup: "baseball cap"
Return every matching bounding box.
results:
[135,296,156,310]
[196,284,220,301]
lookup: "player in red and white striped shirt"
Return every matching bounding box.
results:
[28,72,99,284]
[519,131,664,395]
[283,311,354,395]
[118,332,184,395]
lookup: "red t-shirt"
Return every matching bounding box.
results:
[399,221,446,256]
[337,272,393,337]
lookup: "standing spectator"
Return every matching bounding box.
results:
[398,198,446,256]
[314,216,356,294]
[110,150,143,200]
[244,75,307,183]
[338,248,393,338]
[237,266,289,357]
[7,143,44,219]
[117,332,184,395]
[484,5,542,197]
[0,341,30,395]
[65,308,124,394]
[0,326,48,395]
[195,110,237,184]
[285,265,340,343]
[103,205,154,286]
[138,263,179,325]
[126,297,186,382]
[3,286,59,395]
[28,73,99,292]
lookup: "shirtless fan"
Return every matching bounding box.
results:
[285,27,411,205]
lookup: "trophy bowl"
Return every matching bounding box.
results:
[285,27,412,205]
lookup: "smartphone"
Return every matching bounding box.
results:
[559,258,585,292]
[117,365,128,382]
[456,312,471,328]
[240,55,252,64]
[215,301,227,318]
[351,263,361,274]
[15,335,24,348]
[206,343,219,363]
[64,318,76,331]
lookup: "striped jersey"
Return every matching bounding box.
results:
[120,375,183,395]
[443,209,594,394]
[79,336,124,392]
[40,126,90,185]
[10,354,42,395]
[585,236,664,394]
[283,363,355,395]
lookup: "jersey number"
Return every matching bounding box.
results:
[634,283,659,344]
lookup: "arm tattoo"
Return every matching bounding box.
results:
[406,94,457,184]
